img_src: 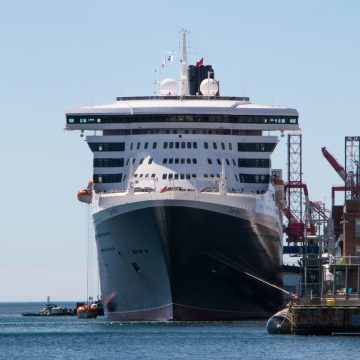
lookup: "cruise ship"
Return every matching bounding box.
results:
[66,33,299,320]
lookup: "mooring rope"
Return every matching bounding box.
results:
[202,251,294,297]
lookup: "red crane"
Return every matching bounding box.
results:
[321,147,346,183]
[321,144,360,204]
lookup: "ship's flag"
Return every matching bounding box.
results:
[196,57,204,67]
[161,56,166,68]
[162,53,174,68]
[160,186,168,193]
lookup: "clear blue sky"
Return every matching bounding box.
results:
[0,0,359,301]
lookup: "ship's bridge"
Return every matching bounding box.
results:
[65,96,299,132]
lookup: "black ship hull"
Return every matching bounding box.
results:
[94,202,283,321]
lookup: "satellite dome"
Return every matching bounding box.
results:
[200,78,219,96]
[160,78,177,96]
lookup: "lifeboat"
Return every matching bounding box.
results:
[273,178,286,209]
[77,180,93,204]
[77,304,97,319]
[77,189,92,203]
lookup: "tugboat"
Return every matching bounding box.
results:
[22,296,75,317]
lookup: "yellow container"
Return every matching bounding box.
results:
[326,298,336,306]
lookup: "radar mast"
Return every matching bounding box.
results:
[178,30,189,96]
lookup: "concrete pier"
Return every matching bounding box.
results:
[290,305,360,335]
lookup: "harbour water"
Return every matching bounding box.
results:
[0,302,358,360]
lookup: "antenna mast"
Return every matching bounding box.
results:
[178,30,189,96]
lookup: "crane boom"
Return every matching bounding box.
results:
[321,147,346,182]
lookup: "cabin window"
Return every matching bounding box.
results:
[175,158,179,164]
[139,158,144,165]
[193,158,197,164]
[169,158,174,164]
[186,158,191,164]
[239,174,270,183]
[144,142,148,149]
[163,158,168,164]
[204,142,209,149]
[164,142,168,149]
[221,142,225,150]
[208,159,212,165]
[238,143,276,152]
[162,174,167,179]
[356,219,360,237]
[94,158,125,167]
[93,174,122,183]
[217,159,221,165]
[137,142,141,150]
[213,142,217,150]
[187,142,192,149]
[153,142,157,149]
[88,142,125,152]
[148,158,153,164]
[181,158,185,164]
[169,174,173,179]
[131,262,141,273]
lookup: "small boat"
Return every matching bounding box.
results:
[22,296,75,317]
[77,304,97,319]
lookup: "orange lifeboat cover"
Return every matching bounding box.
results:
[273,178,285,186]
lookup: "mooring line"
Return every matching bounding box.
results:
[202,251,293,296]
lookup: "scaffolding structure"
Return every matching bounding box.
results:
[285,133,304,244]
[287,133,303,224]
[345,136,360,200]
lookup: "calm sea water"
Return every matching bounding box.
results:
[0,302,358,360]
